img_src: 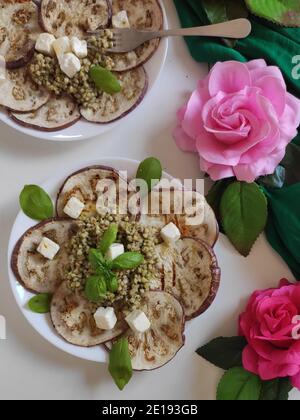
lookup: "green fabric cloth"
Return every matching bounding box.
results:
[174,0,300,279]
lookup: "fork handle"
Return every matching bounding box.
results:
[148,19,252,40]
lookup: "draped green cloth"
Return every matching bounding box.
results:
[174,0,300,279]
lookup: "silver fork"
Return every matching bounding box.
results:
[89,19,252,54]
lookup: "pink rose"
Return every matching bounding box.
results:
[239,279,300,389]
[174,60,300,182]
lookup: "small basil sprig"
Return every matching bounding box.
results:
[84,225,144,303]
[109,338,133,390]
[28,293,52,313]
[85,275,107,303]
[111,252,144,270]
[89,65,121,94]
[20,185,54,221]
[99,224,118,255]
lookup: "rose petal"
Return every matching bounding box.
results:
[199,157,235,180]
[181,87,211,140]
[250,65,286,89]
[258,359,300,380]
[173,126,197,153]
[242,345,260,375]
[280,93,300,143]
[255,76,287,117]
[245,59,267,71]
[208,61,251,96]
[291,372,300,390]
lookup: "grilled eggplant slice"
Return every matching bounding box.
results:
[155,238,220,320]
[11,218,80,294]
[51,282,126,347]
[107,291,185,370]
[80,67,147,123]
[40,0,111,37]
[111,0,163,72]
[11,95,80,131]
[0,0,41,69]
[0,67,50,112]
[140,189,219,247]
[56,165,130,218]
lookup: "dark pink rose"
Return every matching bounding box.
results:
[240,279,300,389]
[174,60,300,182]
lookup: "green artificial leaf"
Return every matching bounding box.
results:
[202,0,248,46]
[245,0,300,27]
[84,275,107,303]
[260,378,292,400]
[109,338,133,390]
[259,166,286,189]
[217,367,262,400]
[99,224,118,255]
[89,65,121,94]
[111,252,144,270]
[20,185,54,221]
[196,336,247,370]
[281,143,300,185]
[206,179,234,228]
[220,182,268,256]
[28,293,52,314]
[136,157,162,193]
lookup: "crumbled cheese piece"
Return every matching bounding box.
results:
[37,237,60,260]
[59,52,81,78]
[112,10,130,28]
[160,222,181,244]
[63,196,85,219]
[70,37,88,59]
[35,33,56,57]
[94,307,117,330]
[53,36,71,59]
[126,310,151,333]
[106,243,125,260]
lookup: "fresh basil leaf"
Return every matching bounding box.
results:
[89,248,106,271]
[259,166,286,189]
[89,65,121,94]
[28,293,52,314]
[196,336,247,370]
[106,274,119,293]
[245,0,300,27]
[217,367,262,400]
[281,143,300,186]
[20,185,54,221]
[260,378,292,400]
[85,275,107,303]
[206,179,234,230]
[99,224,118,255]
[111,252,144,270]
[109,338,133,391]
[220,182,268,256]
[136,157,162,193]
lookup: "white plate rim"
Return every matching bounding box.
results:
[0,0,168,142]
[7,157,175,363]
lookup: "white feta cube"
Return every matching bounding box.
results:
[112,10,130,28]
[37,237,60,260]
[94,307,117,330]
[59,52,81,78]
[70,37,88,59]
[35,33,56,57]
[63,196,85,219]
[126,310,151,334]
[106,243,124,261]
[53,36,71,59]
[160,222,181,244]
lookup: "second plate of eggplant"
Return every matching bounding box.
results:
[0,0,168,141]
[8,157,220,364]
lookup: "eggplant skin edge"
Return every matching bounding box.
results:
[11,217,77,294]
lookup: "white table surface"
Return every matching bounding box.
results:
[0,0,299,400]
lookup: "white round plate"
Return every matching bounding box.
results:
[0,1,168,142]
[8,157,175,363]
